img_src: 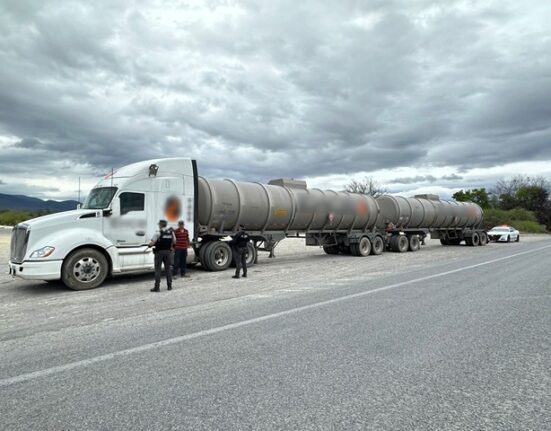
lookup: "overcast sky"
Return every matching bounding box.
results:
[1,0,550,200]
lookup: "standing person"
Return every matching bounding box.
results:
[173,220,190,278]
[149,220,176,292]
[230,224,251,279]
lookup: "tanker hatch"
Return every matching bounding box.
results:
[268,178,307,189]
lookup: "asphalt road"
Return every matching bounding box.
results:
[1,238,550,430]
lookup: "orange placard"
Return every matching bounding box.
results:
[164,196,182,222]
[356,200,369,217]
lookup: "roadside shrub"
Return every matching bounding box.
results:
[0,210,36,226]
[483,208,547,233]
[512,220,547,233]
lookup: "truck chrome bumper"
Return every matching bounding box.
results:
[8,260,62,281]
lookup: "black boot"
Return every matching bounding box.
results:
[167,285,172,291]
[232,274,240,279]
[242,273,247,278]
[151,287,160,292]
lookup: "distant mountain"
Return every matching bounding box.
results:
[0,193,80,212]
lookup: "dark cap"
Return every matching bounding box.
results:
[158,219,167,227]
[178,220,184,225]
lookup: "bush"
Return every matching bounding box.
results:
[513,220,547,234]
[0,210,38,226]
[483,207,547,233]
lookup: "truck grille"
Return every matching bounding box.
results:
[10,225,30,264]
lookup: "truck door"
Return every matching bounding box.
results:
[104,191,148,247]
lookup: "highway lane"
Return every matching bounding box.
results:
[1,240,550,430]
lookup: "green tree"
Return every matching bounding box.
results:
[452,188,490,208]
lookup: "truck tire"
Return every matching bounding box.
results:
[62,248,108,290]
[408,235,420,251]
[391,235,408,252]
[480,232,488,246]
[440,238,449,246]
[245,242,257,266]
[339,245,352,255]
[359,236,372,256]
[199,241,212,267]
[351,237,371,257]
[323,245,340,255]
[370,236,384,255]
[203,241,232,271]
[469,232,480,246]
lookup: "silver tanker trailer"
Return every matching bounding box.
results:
[197,176,486,270]
[8,158,487,290]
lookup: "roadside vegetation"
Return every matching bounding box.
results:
[0,210,51,226]
[451,176,550,233]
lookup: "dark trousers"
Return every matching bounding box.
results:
[173,249,188,276]
[154,250,173,288]
[233,247,247,276]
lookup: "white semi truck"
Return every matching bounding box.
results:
[8,158,486,290]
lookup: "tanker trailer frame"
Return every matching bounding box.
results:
[194,178,486,271]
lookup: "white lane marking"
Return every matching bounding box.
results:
[2,243,551,388]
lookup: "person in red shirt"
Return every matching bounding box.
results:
[173,220,190,278]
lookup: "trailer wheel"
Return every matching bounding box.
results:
[323,245,340,255]
[339,245,352,255]
[62,248,108,290]
[391,235,408,252]
[199,241,212,267]
[408,235,420,252]
[245,242,257,266]
[351,237,371,257]
[480,232,488,246]
[468,232,480,247]
[440,238,449,246]
[203,241,232,271]
[370,236,384,255]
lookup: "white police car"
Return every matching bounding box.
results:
[487,225,520,242]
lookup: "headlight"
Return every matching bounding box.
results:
[30,246,55,258]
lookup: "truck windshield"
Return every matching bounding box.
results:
[83,187,118,209]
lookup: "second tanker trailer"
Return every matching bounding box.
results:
[8,158,487,290]
[196,172,486,270]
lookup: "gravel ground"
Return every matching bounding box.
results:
[0,229,549,342]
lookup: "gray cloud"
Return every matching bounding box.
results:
[441,174,463,181]
[388,174,464,184]
[0,0,550,197]
[389,175,438,184]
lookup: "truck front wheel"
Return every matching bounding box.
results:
[62,248,108,290]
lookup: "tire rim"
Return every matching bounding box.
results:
[213,247,229,266]
[359,238,370,255]
[375,238,384,252]
[73,257,100,282]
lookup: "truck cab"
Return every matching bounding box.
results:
[8,158,197,290]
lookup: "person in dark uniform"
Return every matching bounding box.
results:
[230,225,251,279]
[149,220,176,292]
